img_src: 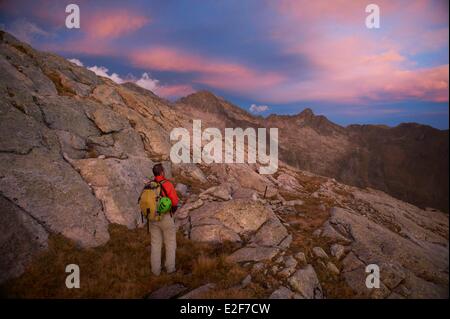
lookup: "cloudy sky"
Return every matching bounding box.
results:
[0,0,448,128]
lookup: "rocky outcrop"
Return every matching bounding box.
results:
[288,265,323,299]
[0,195,48,283]
[147,284,187,299]
[179,283,216,299]
[69,156,154,228]
[0,31,176,282]
[315,190,449,298]
[187,199,289,249]
[269,286,299,299]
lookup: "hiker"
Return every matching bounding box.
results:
[139,163,179,276]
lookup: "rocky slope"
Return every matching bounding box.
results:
[172,163,448,299]
[0,31,448,298]
[175,92,449,213]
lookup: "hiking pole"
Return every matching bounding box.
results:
[263,186,268,198]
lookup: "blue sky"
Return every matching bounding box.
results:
[0,0,448,128]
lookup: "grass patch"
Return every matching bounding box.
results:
[0,224,252,299]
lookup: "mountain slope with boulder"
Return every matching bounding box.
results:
[0,31,448,298]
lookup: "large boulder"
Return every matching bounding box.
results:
[188,200,279,243]
[250,218,289,247]
[288,265,323,299]
[109,103,172,160]
[0,100,44,154]
[147,284,187,299]
[190,224,242,243]
[227,164,277,197]
[187,198,290,260]
[0,195,48,284]
[269,286,297,299]
[199,183,233,201]
[324,203,449,298]
[0,148,110,248]
[69,156,154,228]
[172,163,208,184]
[227,246,280,263]
[276,173,303,193]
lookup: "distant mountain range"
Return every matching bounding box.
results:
[175,91,449,213]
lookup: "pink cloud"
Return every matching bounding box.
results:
[260,0,450,104]
[156,84,195,99]
[131,47,249,75]
[84,10,150,39]
[276,0,372,26]
[275,0,448,28]
[10,5,150,56]
[8,0,446,106]
[130,46,285,94]
[195,72,283,93]
[261,64,448,104]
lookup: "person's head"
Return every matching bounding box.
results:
[152,163,165,177]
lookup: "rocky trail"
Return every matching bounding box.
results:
[0,31,448,299]
[167,162,448,299]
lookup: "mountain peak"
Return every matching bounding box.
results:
[297,108,315,118]
[178,90,222,104]
[176,90,227,116]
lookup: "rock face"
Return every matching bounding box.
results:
[0,196,48,283]
[185,198,290,263]
[147,284,187,299]
[288,265,323,299]
[179,283,216,299]
[269,286,297,299]
[330,244,346,260]
[69,156,154,228]
[312,247,329,259]
[317,193,449,298]
[0,31,178,282]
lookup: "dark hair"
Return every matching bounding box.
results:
[152,163,164,177]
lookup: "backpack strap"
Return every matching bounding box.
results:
[159,179,168,197]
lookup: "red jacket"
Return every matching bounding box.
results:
[154,175,179,207]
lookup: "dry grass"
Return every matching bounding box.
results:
[0,224,252,299]
[1,167,359,299]
[86,144,99,159]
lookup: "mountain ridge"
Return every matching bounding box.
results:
[173,90,449,212]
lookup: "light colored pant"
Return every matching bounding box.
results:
[149,214,176,276]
